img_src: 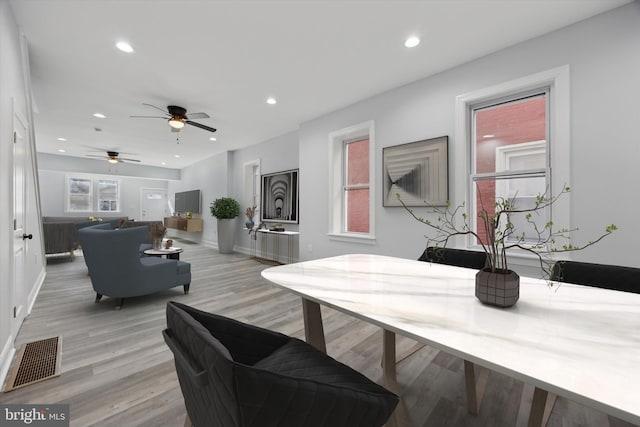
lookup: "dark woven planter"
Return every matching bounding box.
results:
[475,268,519,308]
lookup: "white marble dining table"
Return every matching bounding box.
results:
[261,253,640,427]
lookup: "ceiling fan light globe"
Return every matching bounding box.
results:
[107,158,119,164]
[168,118,185,129]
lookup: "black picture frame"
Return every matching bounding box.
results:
[261,169,299,223]
[383,136,448,207]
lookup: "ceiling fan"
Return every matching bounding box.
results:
[86,151,141,164]
[130,103,217,133]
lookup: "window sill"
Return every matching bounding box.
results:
[328,233,376,245]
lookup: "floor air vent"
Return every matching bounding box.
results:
[3,336,62,392]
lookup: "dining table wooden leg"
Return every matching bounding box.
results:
[464,360,489,415]
[382,329,415,427]
[301,298,326,353]
[528,387,557,427]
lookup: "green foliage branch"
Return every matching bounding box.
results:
[398,185,617,282]
[210,197,241,219]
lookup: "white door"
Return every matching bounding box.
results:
[12,110,28,334]
[140,188,168,221]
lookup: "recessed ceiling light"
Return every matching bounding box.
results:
[483,134,495,138]
[161,162,167,166]
[57,137,67,141]
[209,137,217,141]
[174,154,180,158]
[404,36,420,48]
[93,113,106,119]
[57,149,66,153]
[116,41,134,53]
[266,97,277,105]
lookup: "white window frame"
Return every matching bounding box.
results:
[328,120,376,243]
[65,175,93,213]
[494,140,547,211]
[454,66,570,261]
[65,173,122,213]
[97,178,120,212]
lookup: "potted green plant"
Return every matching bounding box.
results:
[399,186,617,307]
[210,197,241,254]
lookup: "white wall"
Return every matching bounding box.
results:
[298,1,640,272]
[38,157,171,220]
[0,0,46,385]
[167,131,300,255]
[167,151,229,246]
[230,130,299,256]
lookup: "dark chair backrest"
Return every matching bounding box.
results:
[551,261,640,294]
[164,301,398,427]
[419,246,487,270]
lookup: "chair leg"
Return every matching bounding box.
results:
[183,284,190,294]
[115,298,125,310]
[95,293,103,303]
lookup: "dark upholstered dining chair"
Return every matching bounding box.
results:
[551,260,640,293]
[163,301,399,427]
[418,246,488,269]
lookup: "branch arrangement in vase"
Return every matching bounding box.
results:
[244,206,257,221]
[398,185,617,284]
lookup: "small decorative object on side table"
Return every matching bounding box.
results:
[269,223,285,232]
[244,205,257,232]
[150,223,167,250]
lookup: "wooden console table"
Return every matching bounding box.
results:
[164,217,203,232]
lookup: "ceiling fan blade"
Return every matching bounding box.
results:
[120,157,141,162]
[86,154,107,159]
[129,115,167,119]
[186,120,217,133]
[186,112,210,119]
[142,103,170,115]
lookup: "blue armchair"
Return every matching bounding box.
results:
[78,224,191,309]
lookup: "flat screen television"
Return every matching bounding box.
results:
[175,189,201,213]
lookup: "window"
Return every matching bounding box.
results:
[455,66,570,254]
[67,177,92,212]
[66,174,121,213]
[328,121,375,242]
[98,179,119,212]
[471,92,548,245]
[344,138,369,233]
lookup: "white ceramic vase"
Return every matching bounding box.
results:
[217,218,236,254]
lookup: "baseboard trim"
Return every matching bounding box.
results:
[26,267,46,315]
[0,336,17,391]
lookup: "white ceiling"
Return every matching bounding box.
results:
[10,0,632,169]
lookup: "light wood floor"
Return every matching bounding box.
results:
[1,240,636,427]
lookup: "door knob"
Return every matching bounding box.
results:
[22,233,33,240]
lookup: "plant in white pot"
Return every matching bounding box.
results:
[210,197,241,254]
[399,186,617,308]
